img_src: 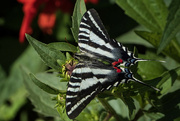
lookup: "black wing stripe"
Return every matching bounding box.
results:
[66,86,100,119]
[79,16,108,44]
[87,10,109,40]
[66,8,154,119]
[79,30,113,51]
[66,73,102,119]
[80,21,90,28]
[79,40,112,52]
[79,22,113,50]
[78,9,118,62]
[66,63,113,118]
[69,76,81,83]
[79,44,115,62]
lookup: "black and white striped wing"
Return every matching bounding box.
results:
[78,9,115,62]
[78,9,136,64]
[65,8,158,119]
[66,9,133,119]
[66,60,127,119]
[66,61,102,119]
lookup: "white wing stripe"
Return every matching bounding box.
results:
[96,48,114,58]
[122,46,126,51]
[79,28,90,34]
[67,90,96,115]
[80,22,90,28]
[68,82,80,86]
[104,43,114,50]
[83,16,87,21]
[79,29,114,50]
[90,31,106,45]
[79,33,89,37]
[78,38,89,41]
[113,81,119,86]
[67,87,79,92]
[89,32,113,50]
[91,68,112,75]
[80,77,98,90]
[87,11,107,39]
[73,67,111,75]
[98,78,108,84]
[107,85,112,90]
[127,51,132,56]
[70,76,79,80]
[66,102,71,106]
[66,95,78,98]
[79,43,115,59]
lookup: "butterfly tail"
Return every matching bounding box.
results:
[131,76,160,91]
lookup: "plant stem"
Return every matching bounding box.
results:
[103,113,112,121]
[98,98,122,121]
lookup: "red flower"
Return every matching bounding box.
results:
[18,0,99,43]
[85,0,99,4]
[38,12,56,35]
[18,0,73,43]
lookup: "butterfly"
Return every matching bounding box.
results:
[66,8,159,119]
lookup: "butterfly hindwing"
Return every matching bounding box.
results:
[66,56,133,118]
[66,61,106,119]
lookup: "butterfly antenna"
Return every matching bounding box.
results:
[132,76,160,91]
[135,58,165,63]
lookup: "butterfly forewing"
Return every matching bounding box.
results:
[78,9,136,64]
[78,9,118,62]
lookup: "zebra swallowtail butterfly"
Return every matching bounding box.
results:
[66,9,159,119]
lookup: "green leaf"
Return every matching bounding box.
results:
[26,34,66,71]
[73,99,103,120]
[123,97,137,119]
[116,0,168,32]
[56,107,72,121]
[116,26,153,48]
[71,0,86,42]
[22,67,60,118]
[48,42,77,52]
[129,65,180,93]
[142,112,164,121]
[29,73,65,95]
[0,87,26,120]
[99,111,108,121]
[158,0,180,53]
[138,51,167,80]
[156,83,180,121]
[157,66,180,94]
[54,11,72,41]
[34,73,67,91]
[106,98,129,120]
[135,31,180,63]
[163,56,180,70]
[0,46,46,120]
[0,46,46,105]
[0,65,6,81]
[66,52,73,60]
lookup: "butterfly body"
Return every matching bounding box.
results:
[66,9,159,119]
